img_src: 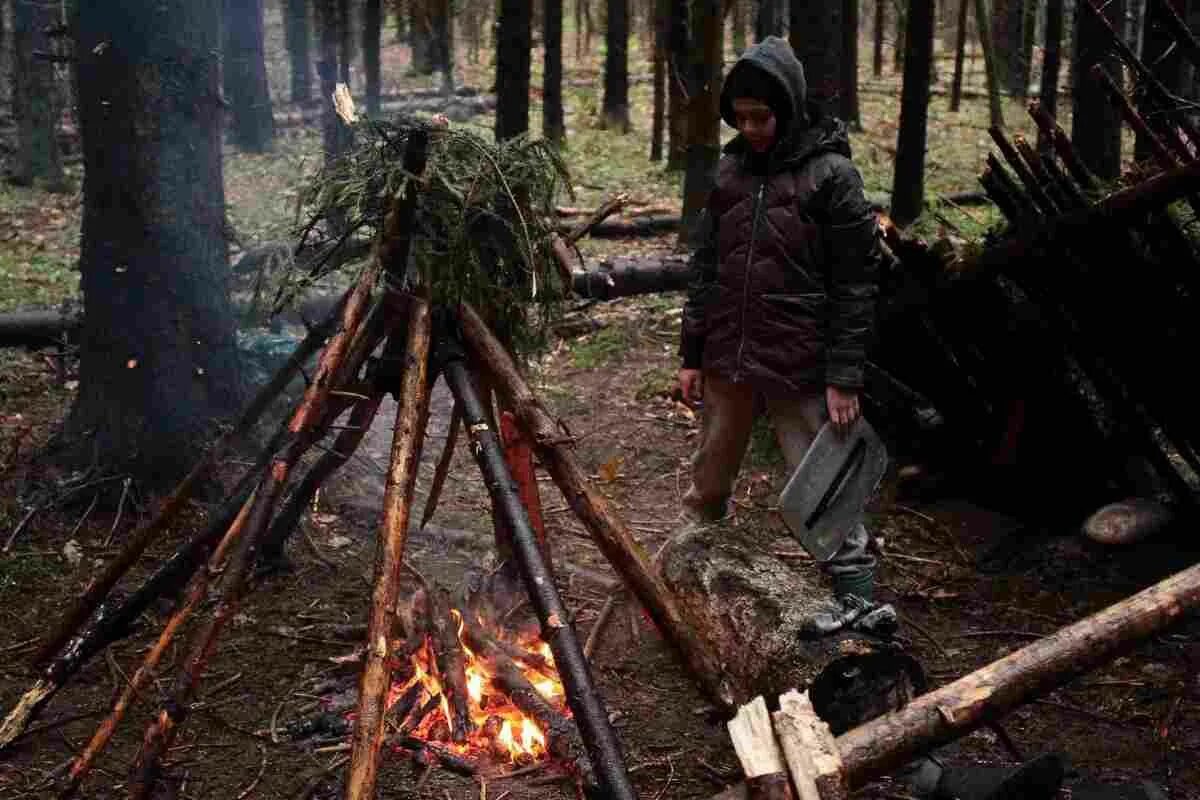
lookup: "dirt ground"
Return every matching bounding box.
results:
[2,283,1200,800]
[3,9,1200,800]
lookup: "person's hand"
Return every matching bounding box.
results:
[679,369,704,404]
[826,385,861,436]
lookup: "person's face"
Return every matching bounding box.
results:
[733,98,777,153]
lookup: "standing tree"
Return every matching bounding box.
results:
[338,0,352,84]
[495,0,531,140]
[790,0,842,120]
[1072,0,1125,181]
[363,0,382,114]
[757,0,786,39]
[283,0,313,104]
[410,0,435,74]
[1038,0,1064,153]
[890,0,935,225]
[66,0,244,485]
[841,0,861,128]
[544,0,566,144]
[12,0,66,191]
[651,0,667,159]
[603,0,631,130]
[874,0,886,75]
[223,0,275,152]
[667,0,689,169]
[1135,0,1185,161]
[432,0,453,95]
[975,0,1005,129]
[679,0,721,244]
[949,0,969,110]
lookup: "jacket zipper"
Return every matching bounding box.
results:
[734,178,767,382]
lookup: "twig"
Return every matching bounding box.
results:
[652,756,676,800]
[68,493,101,539]
[235,745,268,799]
[0,637,39,655]
[420,401,462,529]
[1034,699,1133,728]
[898,613,950,659]
[205,671,244,698]
[3,506,42,553]
[583,594,620,659]
[103,477,133,547]
[955,629,1046,640]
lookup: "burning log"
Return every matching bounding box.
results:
[439,330,637,800]
[427,586,474,743]
[390,735,480,776]
[456,301,735,709]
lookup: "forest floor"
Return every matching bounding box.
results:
[2,13,1199,800]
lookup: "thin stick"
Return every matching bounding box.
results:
[420,400,462,529]
[583,595,621,659]
[343,298,433,800]
[102,478,132,548]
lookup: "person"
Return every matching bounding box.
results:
[676,35,882,604]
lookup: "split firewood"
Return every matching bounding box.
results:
[427,585,474,743]
[727,696,795,800]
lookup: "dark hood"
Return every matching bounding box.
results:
[719,35,851,169]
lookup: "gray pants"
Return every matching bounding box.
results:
[680,373,876,589]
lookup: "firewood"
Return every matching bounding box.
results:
[499,410,551,572]
[55,490,258,798]
[727,697,794,800]
[400,693,442,734]
[386,682,425,729]
[418,400,461,530]
[456,301,735,710]
[440,345,633,800]
[33,287,353,669]
[344,297,433,800]
[427,585,473,743]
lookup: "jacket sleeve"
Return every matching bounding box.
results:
[678,201,720,370]
[820,157,881,390]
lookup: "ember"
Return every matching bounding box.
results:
[371,606,568,768]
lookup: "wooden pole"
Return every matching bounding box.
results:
[456,301,736,708]
[836,559,1200,786]
[343,298,433,800]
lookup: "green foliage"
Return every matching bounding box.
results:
[291,117,575,355]
[0,251,77,313]
[570,324,634,369]
[746,415,785,469]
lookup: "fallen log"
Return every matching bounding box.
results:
[273,93,495,128]
[560,214,680,239]
[0,310,77,348]
[555,204,675,218]
[456,301,736,709]
[710,556,1200,798]
[659,523,917,718]
[570,255,695,300]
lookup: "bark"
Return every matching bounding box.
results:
[1072,0,1125,181]
[316,0,343,162]
[12,0,65,190]
[659,524,918,714]
[544,0,566,143]
[410,0,435,74]
[433,0,453,95]
[974,0,1005,128]
[756,0,785,38]
[224,0,276,152]
[949,0,969,110]
[603,0,631,130]
[570,254,695,299]
[0,310,76,348]
[427,585,474,743]
[284,0,314,104]
[890,0,935,226]
[495,0,532,141]
[344,300,432,800]
[363,0,382,115]
[666,0,689,169]
[838,559,1200,785]
[680,0,722,244]
[651,0,666,159]
[456,302,738,709]
[65,0,243,484]
[338,0,353,84]
[790,0,841,120]
[1038,0,1064,154]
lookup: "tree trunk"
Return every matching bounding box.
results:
[284,0,313,104]
[894,0,906,70]
[666,0,689,169]
[680,0,722,245]
[841,0,861,127]
[732,0,747,51]
[651,0,667,159]
[12,0,65,191]
[974,0,1006,128]
[874,0,885,75]
[495,0,531,140]
[545,0,566,143]
[659,524,920,723]
[992,0,1028,94]
[223,0,275,152]
[433,0,453,95]
[363,0,382,114]
[757,0,785,39]
[603,0,631,130]
[316,0,345,163]
[1072,0,1124,181]
[67,0,244,484]
[949,0,969,109]
[1038,0,1064,153]
[338,0,352,84]
[791,0,841,120]
[890,0,934,226]
[410,0,434,74]
[1136,0,1185,161]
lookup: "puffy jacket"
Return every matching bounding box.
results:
[679,36,882,392]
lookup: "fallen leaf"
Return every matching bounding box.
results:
[598,454,622,483]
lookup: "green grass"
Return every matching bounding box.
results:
[570,324,636,369]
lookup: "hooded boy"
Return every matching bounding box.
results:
[677,36,882,603]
